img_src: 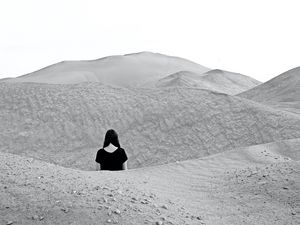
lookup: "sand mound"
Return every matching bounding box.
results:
[201,69,262,94]
[1,52,210,87]
[155,71,201,88]
[1,82,300,170]
[155,69,261,95]
[1,138,299,225]
[238,67,300,114]
[239,66,300,102]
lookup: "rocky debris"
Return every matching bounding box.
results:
[6,221,14,225]
[156,221,163,225]
[149,193,156,199]
[141,199,151,204]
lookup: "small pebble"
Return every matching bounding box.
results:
[161,205,168,209]
[61,208,69,213]
[107,219,112,223]
[114,209,121,214]
[6,221,13,225]
[156,221,163,225]
[196,216,202,220]
[32,215,39,220]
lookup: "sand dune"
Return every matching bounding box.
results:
[239,67,300,114]
[1,82,300,170]
[154,69,261,95]
[201,69,262,94]
[1,138,299,225]
[1,52,210,87]
[155,71,201,88]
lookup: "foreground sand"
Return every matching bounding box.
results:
[1,139,299,225]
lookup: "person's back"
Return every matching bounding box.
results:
[95,129,128,171]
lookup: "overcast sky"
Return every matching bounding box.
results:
[0,0,299,81]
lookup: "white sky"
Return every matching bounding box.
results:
[0,0,299,82]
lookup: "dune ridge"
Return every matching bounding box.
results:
[155,69,261,95]
[238,66,300,114]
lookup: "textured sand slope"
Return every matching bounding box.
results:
[155,69,261,95]
[1,138,299,225]
[238,67,300,113]
[1,82,300,170]
[1,52,210,87]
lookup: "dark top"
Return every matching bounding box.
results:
[95,147,128,171]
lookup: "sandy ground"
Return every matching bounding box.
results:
[1,139,299,225]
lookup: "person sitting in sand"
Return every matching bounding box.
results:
[95,129,128,171]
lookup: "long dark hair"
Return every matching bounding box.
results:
[103,129,121,148]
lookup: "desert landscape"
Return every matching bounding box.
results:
[0,52,299,225]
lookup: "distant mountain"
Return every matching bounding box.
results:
[238,67,300,114]
[1,52,210,87]
[155,69,261,95]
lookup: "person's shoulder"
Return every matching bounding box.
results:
[97,148,104,154]
[118,148,127,155]
[118,147,125,152]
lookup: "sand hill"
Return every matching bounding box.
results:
[155,69,261,95]
[239,67,300,114]
[1,52,210,87]
[1,82,300,171]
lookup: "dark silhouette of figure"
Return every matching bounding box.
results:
[95,129,128,171]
